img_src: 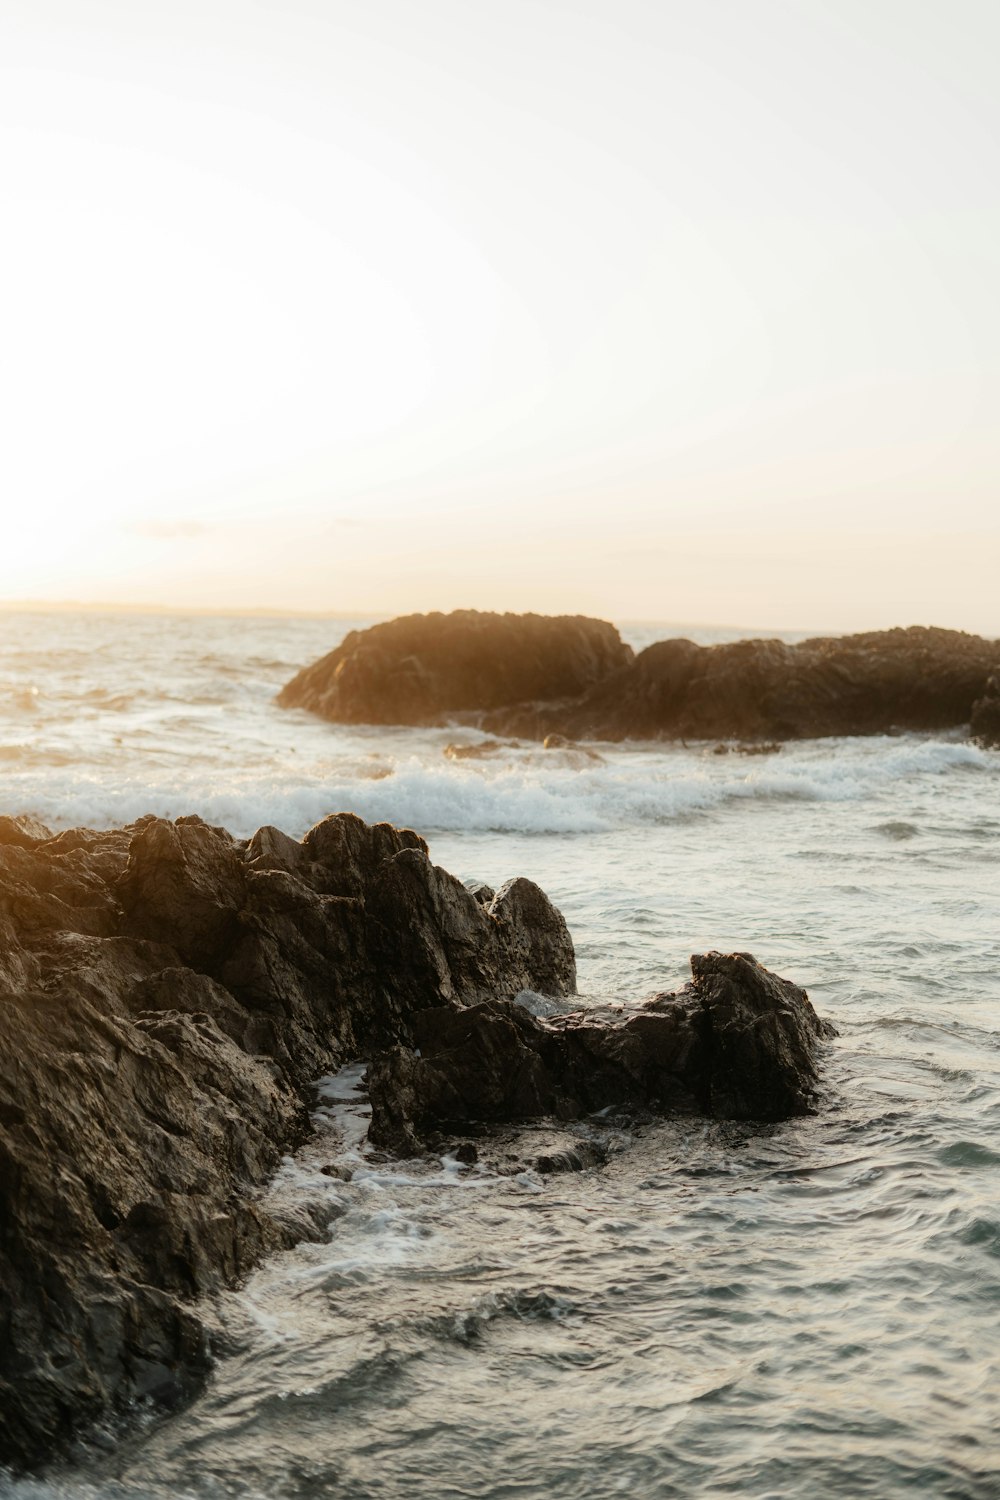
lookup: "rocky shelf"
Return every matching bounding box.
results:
[1,810,833,1470]
[278,610,1000,745]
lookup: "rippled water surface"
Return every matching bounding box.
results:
[2,611,999,1498]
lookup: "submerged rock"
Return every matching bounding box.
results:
[367,952,837,1156]
[0,811,574,1470]
[277,609,633,727]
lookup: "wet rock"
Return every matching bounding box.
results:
[532,1133,607,1174]
[0,811,575,1471]
[277,609,633,726]
[367,952,837,1156]
[971,673,1000,748]
[713,741,783,756]
[541,732,604,762]
[443,739,516,760]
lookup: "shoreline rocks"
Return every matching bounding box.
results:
[0,811,834,1471]
[0,811,573,1471]
[279,614,1000,744]
[367,952,836,1156]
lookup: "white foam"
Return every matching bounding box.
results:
[5,731,993,840]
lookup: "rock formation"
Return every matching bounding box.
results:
[277,609,633,727]
[0,811,573,1471]
[367,951,836,1156]
[537,626,1000,743]
[280,616,1000,743]
[0,811,833,1471]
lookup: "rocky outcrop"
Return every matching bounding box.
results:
[496,626,1000,742]
[367,951,836,1155]
[276,609,633,726]
[0,812,835,1471]
[280,616,1000,743]
[0,811,574,1471]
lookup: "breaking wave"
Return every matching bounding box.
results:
[3,734,994,840]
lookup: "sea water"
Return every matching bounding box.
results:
[1,610,999,1498]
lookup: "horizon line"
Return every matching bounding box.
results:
[0,597,833,633]
[0,597,990,640]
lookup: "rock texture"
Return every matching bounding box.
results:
[0,811,835,1471]
[498,626,1000,742]
[0,811,574,1471]
[276,609,633,726]
[368,952,836,1156]
[280,616,1000,743]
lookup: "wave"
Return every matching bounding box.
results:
[2,734,994,840]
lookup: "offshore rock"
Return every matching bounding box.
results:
[515,626,1000,742]
[276,609,633,726]
[280,614,1000,743]
[0,812,575,1471]
[367,952,837,1156]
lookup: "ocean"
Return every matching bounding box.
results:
[2,609,999,1499]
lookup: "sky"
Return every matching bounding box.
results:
[2,0,999,631]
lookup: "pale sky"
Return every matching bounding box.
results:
[2,0,998,631]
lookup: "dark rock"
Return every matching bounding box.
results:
[279,615,1000,744]
[281,616,1000,747]
[971,673,1000,748]
[533,1133,607,1174]
[0,811,576,1471]
[0,810,838,1471]
[276,609,633,726]
[367,952,837,1156]
[320,1163,354,1180]
[543,626,1000,743]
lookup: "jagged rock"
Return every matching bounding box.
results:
[0,811,575,1471]
[367,952,837,1156]
[276,609,633,726]
[0,814,53,849]
[0,811,837,1472]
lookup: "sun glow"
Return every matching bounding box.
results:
[2,0,999,630]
